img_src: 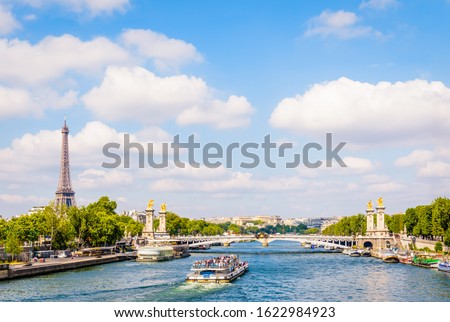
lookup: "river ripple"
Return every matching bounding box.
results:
[0,241,449,302]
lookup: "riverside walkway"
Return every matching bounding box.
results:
[0,253,136,281]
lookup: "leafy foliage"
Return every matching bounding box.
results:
[321,214,366,236]
[0,196,143,250]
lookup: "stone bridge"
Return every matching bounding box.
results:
[157,235,355,248]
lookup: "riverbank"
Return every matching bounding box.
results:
[0,253,136,281]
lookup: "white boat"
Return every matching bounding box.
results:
[343,249,352,255]
[186,255,248,283]
[136,245,174,262]
[349,250,361,257]
[437,261,450,273]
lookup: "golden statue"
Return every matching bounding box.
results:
[367,200,373,210]
[147,199,154,209]
[160,203,167,212]
[377,197,383,207]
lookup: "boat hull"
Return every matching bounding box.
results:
[383,256,399,263]
[412,256,440,269]
[438,262,450,273]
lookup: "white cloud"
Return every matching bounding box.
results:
[0,35,129,86]
[76,169,133,189]
[0,86,77,119]
[82,66,207,123]
[395,148,450,178]
[23,14,37,21]
[20,0,130,16]
[417,161,450,178]
[177,95,254,129]
[0,121,117,173]
[342,157,374,173]
[0,5,20,35]
[0,28,205,87]
[121,29,203,71]
[0,194,48,205]
[395,149,434,167]
[83,66,254,129]
[362,174,390,184]
[151,172,305,193]
[305,10,379,39]
[360,0,399,10]
[270,77,450,146]
[367,181,405,193]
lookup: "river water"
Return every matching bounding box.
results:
[1,241,449,302]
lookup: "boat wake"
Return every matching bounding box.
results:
[151,280,233,301]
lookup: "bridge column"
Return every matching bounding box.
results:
[143,208,154,239]
[261,239,269,247]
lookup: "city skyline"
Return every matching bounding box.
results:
[1,1,450,218]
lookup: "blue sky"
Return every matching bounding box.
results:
[1,0,450,219]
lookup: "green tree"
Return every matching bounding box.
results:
[117,215,144,237]
[435,242,443,252]
[0,217,7,245]
[414,205,433,238]
[322,214,366,236]
[387,214,405,234]
[227,224,241,234]
[404,207,418,235]
[305,228,319,234]
[67,206,91,247]
[5,232,23,262]
[444,229,450,248]
[88,212,124,247]
[432,197,450,238]
[244,226,259,234]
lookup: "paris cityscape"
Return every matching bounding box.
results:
[0,0,450,314]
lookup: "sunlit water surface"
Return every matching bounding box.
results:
[1,241,449,302]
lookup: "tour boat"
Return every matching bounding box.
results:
[437,261,450,273]
[185,255,248,283]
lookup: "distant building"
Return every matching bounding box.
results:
[232,215,283,226]
[297,217,329,229]
[320,217,342,231]
[283,218,302,226]
[123,210,146,224]
[27,206,46,215]
[206,217,232,224]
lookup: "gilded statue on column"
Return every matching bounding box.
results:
[367,200,373,210]
[377,197,383,207]
[160,203,167,212]
[147,199,154,210]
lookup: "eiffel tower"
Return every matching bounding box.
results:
[55,118,76,207]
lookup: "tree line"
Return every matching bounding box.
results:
[0,197,144,255]
[0,196,326,259]
[154,213,313,236]
[321,197,450,247]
